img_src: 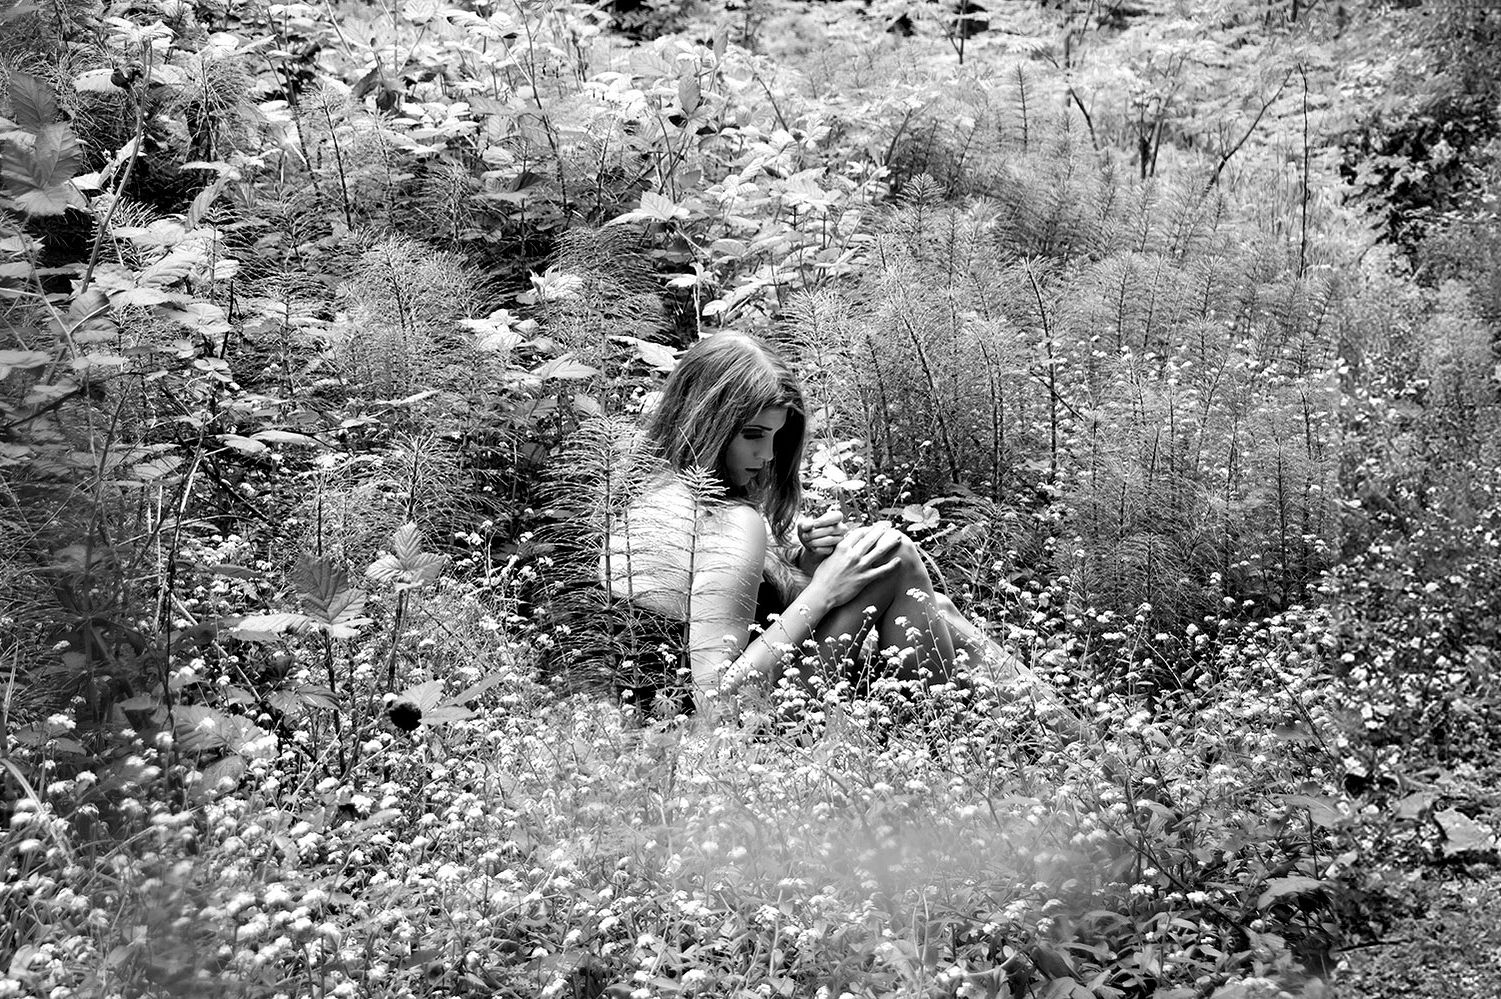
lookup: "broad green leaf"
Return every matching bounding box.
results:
[232,612,310,641]
[678,73,701,115]
[1395,790,1438,820]
[367,522,445,587]
[249,429,321,446]
[0,349,50,378]
[7,73,56,133]
[108,286,177,308]
[294,557,369,634]
[139,239,210,287]
[219,434,269,455]
[72,69,123,94]
[187,177,228,230]
[612,336,677,373]
[129,455,183,481]
[200,755,246,793]
[2,122,85,216]
[294,684,341,711]
[1255,875,1326,909]
[1280,794,1344,828]
[533,354,599,380]
[365,554,404,584]
[1436,808,1498,856]
[421,705,476,725]
[70,353,128,372]
[160,301,232,337]
[392,523,423,563]
[11,182,86,216]
[450,673,507,705]
[639,190,688,221]
[395,679,447,712]
[174,707,273,758]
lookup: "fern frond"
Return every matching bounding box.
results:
[540,226,667,363]
[334,232,483,402]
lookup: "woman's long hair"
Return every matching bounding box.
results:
[644,332,806,541]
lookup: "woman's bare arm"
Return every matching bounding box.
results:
[688,509,905,716]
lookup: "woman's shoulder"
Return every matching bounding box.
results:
[626,478,766,548]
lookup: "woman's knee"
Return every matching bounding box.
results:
[888,532,929,581]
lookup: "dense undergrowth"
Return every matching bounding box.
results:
[3,0,1500,997]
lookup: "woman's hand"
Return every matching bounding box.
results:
[796,507,848,571]
[806,521,904,607]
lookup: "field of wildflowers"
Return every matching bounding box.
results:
[6,575,1464,998]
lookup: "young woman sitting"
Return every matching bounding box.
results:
[603,330,1056,723]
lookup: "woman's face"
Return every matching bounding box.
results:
[724,406,788,488]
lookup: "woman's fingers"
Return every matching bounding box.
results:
[833,522,904,561]
[798,508,845,546]
[859,554,903,584]
[858,526,905,564]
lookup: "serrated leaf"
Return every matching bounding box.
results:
[1396,790,1438,821]
[139,239,209,287]
[13,182,86,216]
[421,705,475,725]
[367,525,445,588]
[3,122,86,216]
[293,557,368,633]
[639,190,689,221]
[396,679,447,712]
[317,616,370,639]
[1255,875,1326,909]
[8,73,57,133]
[365,554,403,583]
[267,689,300,717]
[612,336,678,373]
[174,707,273,758]
[392,522,423,563]
[293,557,345,609]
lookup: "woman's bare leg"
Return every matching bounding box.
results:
[795,534,956,690]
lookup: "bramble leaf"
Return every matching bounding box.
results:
[294,557,369,635]
[366,523,445,588]
[2,123,86,215]
[7,73,57,133]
